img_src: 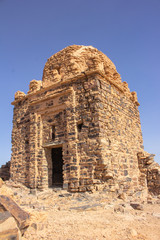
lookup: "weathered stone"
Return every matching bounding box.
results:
[0,195,30,229]
[28,79,42,94]
[0,211,21,240]
[9,45,160,197]
[114,204,125,214]
[0,162,10,181]
[127,228,138,237]
[130,203,143,211]
[0,204,6,213]
[0,183,14,197]
[152,212,160,218]
[70,203,102,211]
[138,152,160,195]
[117,192,126,201]
[14,91,26,101]
[0,178,3,187]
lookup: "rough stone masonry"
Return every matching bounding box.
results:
[10,45,160,196]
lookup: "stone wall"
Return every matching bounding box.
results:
[0,161,10,181]
[96,75,143,195]
[11,76,102,191]
[138,152,160,195]
[10,45,159,195]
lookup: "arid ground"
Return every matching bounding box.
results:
[2,181,160,240]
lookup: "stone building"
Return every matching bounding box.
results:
[10,45,157,194]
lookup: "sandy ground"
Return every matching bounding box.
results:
[4,183,158,240]
[24,203,160,240]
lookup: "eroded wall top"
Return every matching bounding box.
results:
[42,45,122,87]
[13,45,139,106]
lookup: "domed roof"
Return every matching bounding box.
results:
[42,45,121,87]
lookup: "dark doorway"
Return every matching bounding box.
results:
[52,147,63,187]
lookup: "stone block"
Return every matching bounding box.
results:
[0,195,30,229]
[0,211,21,240]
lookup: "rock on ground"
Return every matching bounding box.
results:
[1,180,160,240]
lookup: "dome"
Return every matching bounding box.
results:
[42,45,121,88]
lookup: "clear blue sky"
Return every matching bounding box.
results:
[0,0,160,166]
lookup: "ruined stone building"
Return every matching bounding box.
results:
[10,45,160,195]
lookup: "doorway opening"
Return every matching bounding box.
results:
[51,147,63,187]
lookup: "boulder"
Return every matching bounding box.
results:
[130,202,143,211]
[0,211,21,240]
[0,195,30,229]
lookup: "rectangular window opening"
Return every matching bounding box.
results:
[77,121,83,133]
[51,125,55,140]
